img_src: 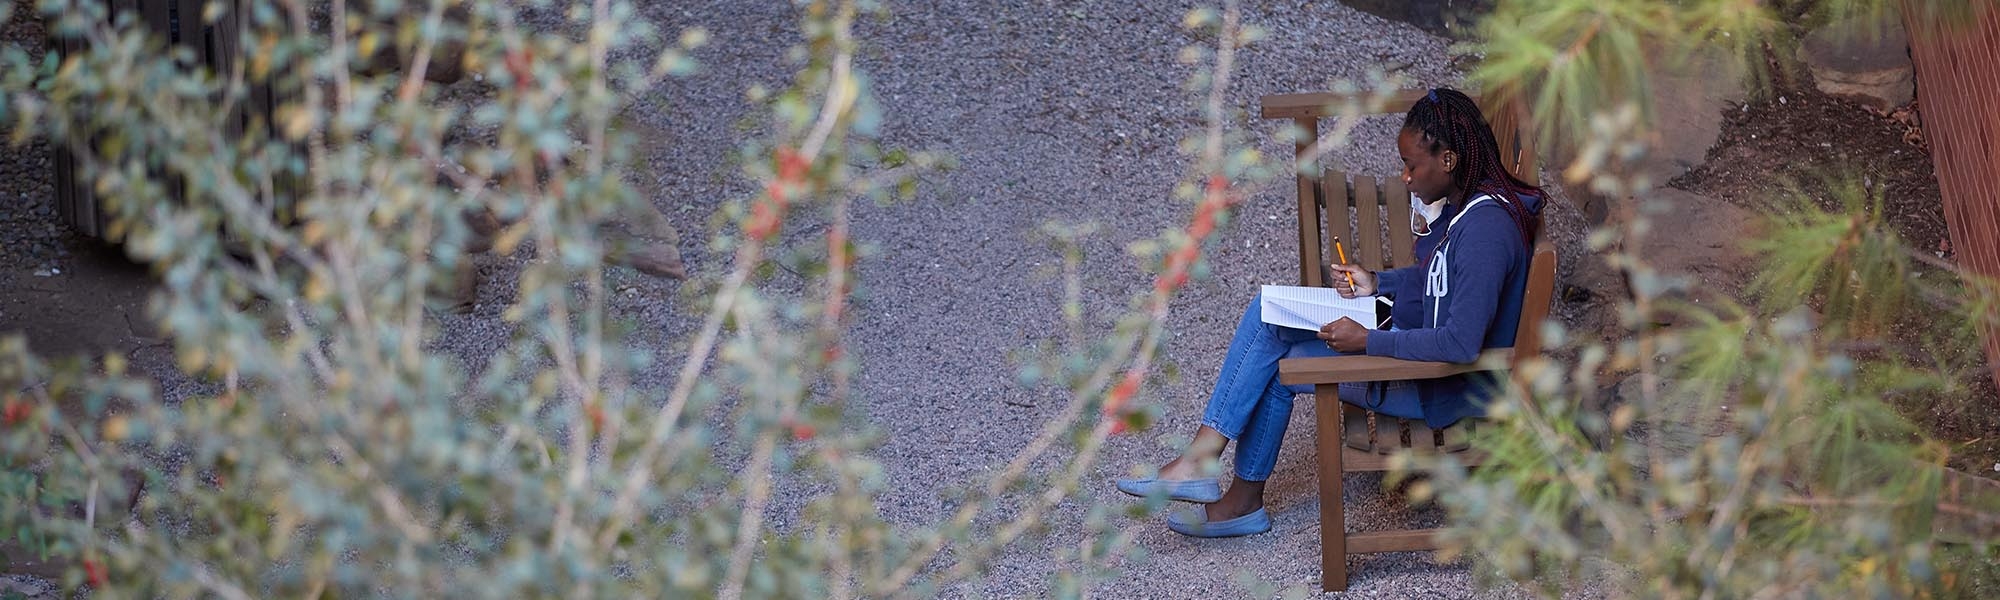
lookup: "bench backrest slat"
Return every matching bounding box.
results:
[1315,169,1345,286]
[1294,119,1326,288]
[1353,175,1384,270]
[1386,177,1414,267]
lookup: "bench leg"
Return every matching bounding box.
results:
[1316,384,1347,592]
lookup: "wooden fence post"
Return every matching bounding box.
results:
[1904,4,2000,392]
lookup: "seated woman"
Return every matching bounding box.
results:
[1115,88,1544,537]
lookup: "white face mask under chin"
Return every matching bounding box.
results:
[1411,192,1445,235]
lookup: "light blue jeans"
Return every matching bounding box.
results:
[1200,293,1421,482]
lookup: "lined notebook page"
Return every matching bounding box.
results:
[1259,285,1379,331]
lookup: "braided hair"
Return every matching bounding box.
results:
[1403,88,1541,252]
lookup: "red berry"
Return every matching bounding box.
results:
[776,147,809,183]
[586,402,607,435]
[782,416,816,441]
[1189,204,1217,239]
[504,48,534,93]
[1,398,27,426]
[83,558,107,587]
[747,199,781,240]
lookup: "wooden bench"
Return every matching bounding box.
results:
[1258,90,1557,592]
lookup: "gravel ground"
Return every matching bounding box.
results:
[0,1,1608,597]
[611,1,1597,598]
[0,15,74,281]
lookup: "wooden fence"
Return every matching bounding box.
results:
[1904,5,2000,391]
[50,0,283,239]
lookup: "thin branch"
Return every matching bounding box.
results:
[717,431,781,600]
[597,0,866,548]
[395,0,447,103]
[720,279,817,600]
[798,3,858,160]
[188,562,256,600]
[880,1,1259,592]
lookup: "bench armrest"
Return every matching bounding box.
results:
[1278,348,1514,385]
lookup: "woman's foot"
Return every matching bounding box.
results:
[1113,476,1222,503]
[1166,477,1271,538]
[1156,425,1232,480]
[1153,453,1207,481]
[1202,477,1266,522]
[1166,506,1271,538]
[1115,426,1232,503]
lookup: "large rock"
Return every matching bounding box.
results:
[1557,44,1747,224]
[1798,16,1915,113]
[1643,47,1745,186]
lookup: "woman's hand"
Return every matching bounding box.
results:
[1319,317,1369,353]
[1328,264,1377,298]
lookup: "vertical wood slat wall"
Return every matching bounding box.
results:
[49,19,82,235]
[49,1,279,240]
[1904,6,2000,391]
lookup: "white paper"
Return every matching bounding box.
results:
[1259,285,1379,331]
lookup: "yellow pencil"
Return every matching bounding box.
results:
[1332,236,1357,289]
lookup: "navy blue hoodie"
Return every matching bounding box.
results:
[1367,192,1541,429]
[1385,201,1455,331]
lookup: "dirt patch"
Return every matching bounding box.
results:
[1673,77,1944,251]
[1672,54,2000,474]
[0,240,162,360]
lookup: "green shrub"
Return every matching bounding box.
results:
[1431,1,2000,597]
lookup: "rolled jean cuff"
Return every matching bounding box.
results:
[1232,469,1270,483]
[1199,417,1241,442]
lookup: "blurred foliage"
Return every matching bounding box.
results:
[1429,171,2000,594]
[5,0,1995,597]
[1428,1,2000,597]
[0,0,1294,597]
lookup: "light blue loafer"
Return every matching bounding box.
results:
[1166,507,1272,538]
[1114,477,1224,503]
